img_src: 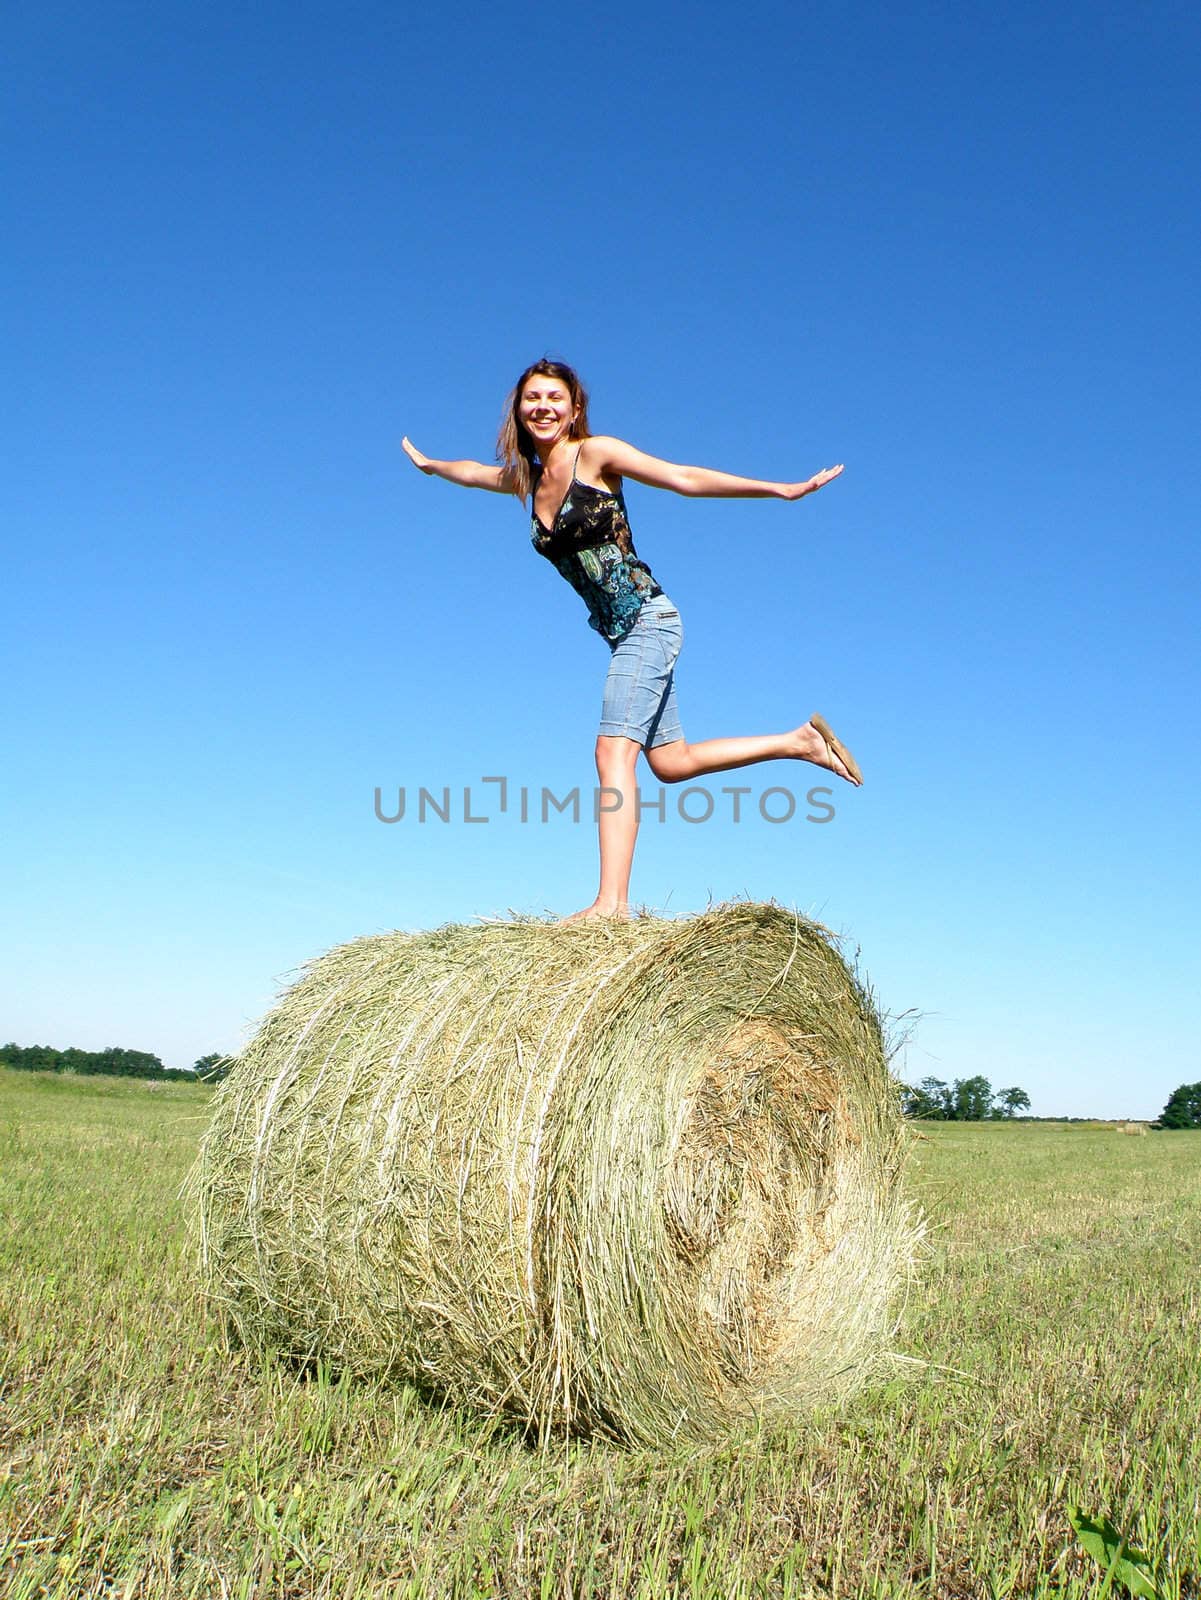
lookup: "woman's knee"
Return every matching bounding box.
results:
[594,734,642,777]
[644,740,692,783]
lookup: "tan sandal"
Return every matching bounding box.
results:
[810,713,863,787]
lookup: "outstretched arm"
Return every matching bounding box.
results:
[401,437,513,494]
[587,435,843,501]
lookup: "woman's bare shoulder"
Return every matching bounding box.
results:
[578,434,629,490]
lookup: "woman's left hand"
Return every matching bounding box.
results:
[783,464,844,500]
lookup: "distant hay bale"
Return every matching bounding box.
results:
[192,902,920,1445]
[1117,1122,1149,1137]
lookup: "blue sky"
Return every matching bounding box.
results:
[5,1,1198,1116]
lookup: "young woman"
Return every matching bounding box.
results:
[402,358,861,924]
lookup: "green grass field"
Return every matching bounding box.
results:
[2,1064,1198,1599]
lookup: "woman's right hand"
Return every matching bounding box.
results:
[399,443,510,493]
[401,436,434,474]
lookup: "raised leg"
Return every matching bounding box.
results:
[643,719,860,785]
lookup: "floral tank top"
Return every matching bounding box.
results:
[530,447,664,642]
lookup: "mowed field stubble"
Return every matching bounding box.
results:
[1,1065,1198,1599]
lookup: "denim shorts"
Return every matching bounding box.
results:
[598,594,684,748]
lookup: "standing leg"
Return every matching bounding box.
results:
[559,734,642,924]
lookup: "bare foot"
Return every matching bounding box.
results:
[558,900,632,925]
[791,717,863,786]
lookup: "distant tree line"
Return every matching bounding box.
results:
[0,1042,231,1083]
[902,1075,1031,1121]
[904,1075,1201,1128]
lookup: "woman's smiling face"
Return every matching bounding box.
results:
[519,375,576,453]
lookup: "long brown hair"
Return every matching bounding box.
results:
[497,359,592,502]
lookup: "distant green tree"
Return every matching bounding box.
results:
[902,1077,951,1119]
[194,1053,233,1083]
[996,1086,1032,1118]
[951,1075,994,1121]
[1153,1082,1201,1130]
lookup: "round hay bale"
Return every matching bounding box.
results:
[193,902,920,1445]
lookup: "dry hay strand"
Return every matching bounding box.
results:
[191,901,921,1445]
